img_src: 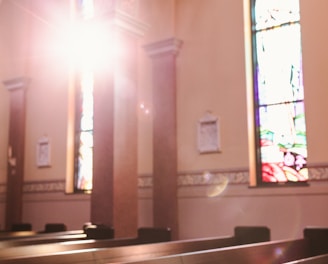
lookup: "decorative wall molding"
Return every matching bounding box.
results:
[3,77,29,91]
[138,174,153,188]
[177,170,249,187]
[95,0,138,18]
[94,0,148,37]
[118,0,139,17]
[0,165,327,194]
[307,165,328,181]
[110,9,149,37]
[144,38,183,58]
[23,180,65,193]
[139,164,328,188]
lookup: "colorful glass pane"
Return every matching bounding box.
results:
[259,101,308,182]
[253,0,308,184]
[77,131,93,190]
[76,71,93,191]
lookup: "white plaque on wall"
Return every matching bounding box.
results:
[198,112,221,154]
[36,136,51,167]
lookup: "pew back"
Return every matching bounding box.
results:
[0,231,37,241]
[0,230,86,248]
[0,236,235,263]
[303,227,328,257]
[116,239,310,264]
[0,226,270,264]
[114,228,328,264]
[285,254,328,264]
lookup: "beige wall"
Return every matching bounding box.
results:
[23,192,90,231]
[0,0,26,184]
[177,182,328,240]
[0,0,328,239]
[0,1,71,182]
[176,0,248,171]
[300,0,328,164]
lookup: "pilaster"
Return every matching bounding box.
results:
[3,77,29,230]
[144,38,183,240]
[91,0,148,238]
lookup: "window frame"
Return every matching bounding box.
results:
[247,0,309,187]
[64,0,95,194]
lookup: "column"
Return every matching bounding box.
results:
[144,38,183,240]
[91,0,148,238]
[3,77,29,231]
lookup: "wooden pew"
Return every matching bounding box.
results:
[0,227,171,249]
[0,223,85,241]
[0,230,86,248]
[283,228,328,264]
[112,227,328,264]
[0,226,270,264]
[0,227,172,261]
[0,223,112,247]
[10,223,33,232]
[285,254,328,264]
[0,231,37,241]
[0,223,35,241]
[117,238,309,264]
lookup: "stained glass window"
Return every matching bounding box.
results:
[74,0,94,193]
[75,71,94,192]
[251,0,308,185]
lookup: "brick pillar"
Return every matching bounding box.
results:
[144,38,183,240]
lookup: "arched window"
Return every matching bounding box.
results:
[247,0,308,186]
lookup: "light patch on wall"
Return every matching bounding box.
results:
[206,181,229,198]
[203,171,229,197]
[139,102,151,115]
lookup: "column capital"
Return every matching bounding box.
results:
[109,9,149,37]
[94,0,149,37]
[3,77,29,91]
[144,38,183,58]
[94,0,139,18]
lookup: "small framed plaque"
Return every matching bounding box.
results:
[198,112,221,154]
[36,137,51,167]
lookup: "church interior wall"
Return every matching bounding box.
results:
[0,0,327,239]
